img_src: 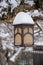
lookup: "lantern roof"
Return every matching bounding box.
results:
[13,12,34,25]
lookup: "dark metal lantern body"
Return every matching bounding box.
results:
[14,24,34,46]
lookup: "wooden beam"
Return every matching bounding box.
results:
[36,21,43,31]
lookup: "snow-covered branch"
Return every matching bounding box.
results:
[10,47,24,62]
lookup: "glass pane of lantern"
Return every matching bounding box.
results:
[23,28,28,34]
[19,28,21,33]
[15,34,21,45]
[15,28,17,34]
[29,28,33,34]
[24,34,33,45]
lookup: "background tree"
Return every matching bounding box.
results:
[34,0,40,8]
[20,0,24,5]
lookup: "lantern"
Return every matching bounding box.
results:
[13,12,34,46]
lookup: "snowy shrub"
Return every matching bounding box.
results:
[0,0,19,19]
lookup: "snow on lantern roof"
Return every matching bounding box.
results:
[13,12,34,25]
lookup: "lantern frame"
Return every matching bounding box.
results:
[14,24,34,47]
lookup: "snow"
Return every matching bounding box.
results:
[0,33,9,38]
[2,41,7,50]
[2,40,14,50]
[35,41,43,46]
[24,47,33,52]
[34,29,40,33]
[26,11,32,16]
[8,52,11,57]
[9,0,18,13]
[0,0,8,18]
[34,33,39,37]
[41,13,43,17]
[10,47,24,62]
[0,0,18,17]
[34,37,43,46]
[0,7,3,13]
[15,0,21,6]
[0,23,14,50]
[0,13,2,17]
[0,11,7,18]
[6,43,14,50]
[0,31,14,50]
[2,12,7,15]
[14,47,19,51]
[26,10,43,18]
[9,0,17,5]
[0,0,8,8]
[13,12,34,25]
[24,1,35,6]
[31,10,41,17]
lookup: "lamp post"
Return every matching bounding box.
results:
[13,12,34,46]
